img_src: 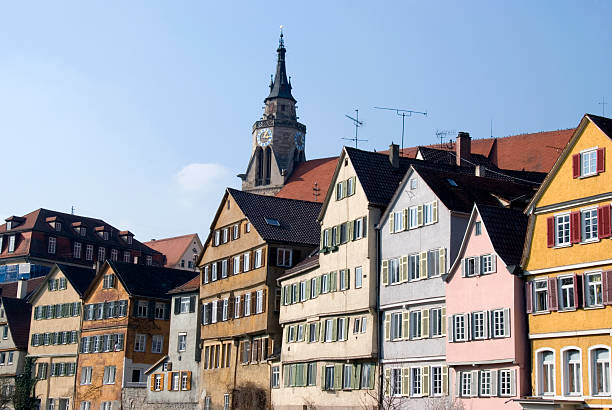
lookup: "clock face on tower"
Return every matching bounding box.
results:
[256,128,273,147]
[294,132,305,151]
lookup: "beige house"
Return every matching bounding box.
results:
[144,234,203,271]
[274,146,427,409]
[27,264,96,410]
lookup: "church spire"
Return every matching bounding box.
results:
[266,27,296,103]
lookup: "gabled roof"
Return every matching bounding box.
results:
[278,254,320,282]
[2,297,31,350]
[144,234,201,268]
[275,157,338,203]
[85,261,198,300]
[168,275,200,295]
[446,204,528,282]
[56,264,97,296]
[228,188,321,246]
[0,277,45,299]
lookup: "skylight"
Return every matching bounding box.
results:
[265,218,280,226]
[447,178,458,187]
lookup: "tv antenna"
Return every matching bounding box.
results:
[435,129,456,147]
[374,107,427,152]
[599,96,608,117]
[342,109,367,148]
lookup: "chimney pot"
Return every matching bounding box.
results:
[16,279,27,299]
[389,144,400,168]
[456,132,471,166]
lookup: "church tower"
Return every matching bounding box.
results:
[239,30,307,195]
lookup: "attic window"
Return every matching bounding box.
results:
[447,178,458,187]
[55,222,62,232]
[265,218,280,227]
[5,222,11,231]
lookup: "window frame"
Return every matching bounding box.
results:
[580,148,598,177]
[534,279,549,312]
[555,213,571,247]
[585,271,603,307]
[589,345,611,397]
[562,347,583,396]
[581,208,599,242]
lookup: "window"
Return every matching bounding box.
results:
[431,366,443,396]
[181,372,190,390]
[331,226,338,246]
[299,281,306,302]
[555,214,571,246]
[222,299,228,321]
[355,266,363,288]
[7,352,12,364]
[340,223,347,244]
[277,248,292,267]
[592,348,611,396]
[102,274,115,289]
[243,253,250,271]
[233,256,240,274]
[480,370,491,396]
[8,236,15,253]
[254,249,263,268]
[307,362,317,386]
[454,315,466,341]
[409,207,419,228]
[354,218,363,240]
[178,333,187,352]
[430,308,443,337]
[103,366,116,384]
[224,394,230,410]
[245,222,251,233]
[234,296,240,319]
[48,237,56,254]
[146,255,153,266]
[388,258,400,284]
[221,260,228,278]
[256,290,264,313]
[472,311,485,339]
[321,274,329,293]
[211,263,218,281]
[134,334,146,352]
[110,249,118,261]
[222,228,228,243]
[244,294,251,316]
[581,209,598,242]
[499,369,512,396]
[154,374,162,391]
[211,301,218,323]
[310,278,317,298]
[339,270,348,290]
[581,149,598,177]
[180,297,190,314]
[80,367,92,385]
[393,211,404,232]
[412,367,422,396]
[409,254,420,280]
[233,224,239,240]
[74,242,82,258]
[428,249,440,277]
[461,372,472,396]
[324,319,333,343]
[79,402,91,410]
[390,368,402,396]
[85,245,93,261]
[336,182,344,200]
[410,178,417,189]
[390,312,402,340]
[101,402,112,410]
[214,230,220,246]
[586,272,603,307]
[564,349,582,395]
[337,317,347,341]
[410,310,422,339]
[324,366,334,390]
[559,276,575,310]
[423,202,434,225]
[152,335,163,354]
[464,257,477,277]
[347,177,355,196]
[137,301,148,317]
[343,364,352,389]
[534,280,548,312]
[2,326,7,340]
[171,372,180,390]
[492,309,505,338]
[481,254,495,274]
[475,221,482,235]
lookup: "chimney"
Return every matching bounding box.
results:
[94,261,103,273]
[475,165,483,177]
[389,144,399,168]
[456,132,471,166]
[16,279,27,299]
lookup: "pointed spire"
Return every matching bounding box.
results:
[266,26,296,102]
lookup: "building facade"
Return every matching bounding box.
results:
[144,234,203,271]
[519,114,612,410]
[28,264,96,410]
[446,205,530,409]
[144,276,201,409]
[198,188,320,409]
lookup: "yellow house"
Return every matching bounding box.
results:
[519,114,612,410]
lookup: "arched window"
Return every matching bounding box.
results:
[264,147,272,185]
[537,350,555,395]
[563,348,582,396]
[591,347,611,396]
[255,147,263,186]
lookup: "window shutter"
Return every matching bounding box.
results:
[441,307,446,336]
[439,248,446,275]
[598,205,611,239]
[319,231,324,250]
[597,147,606,173]
[422,366,430,396]
[352,363,361,389]
[572,153,580,178]
[491,255,497,273]
[571,211,581,244]
[484,310,490,339]
[509,369,516,396]
[421,309,430,338]
[603,271,612,305]
[402,311,410,340]
[384,368,391,397]
[402,208,408,230]
[465,313,472,341]
[316,321,321,342]
[401,367,410,396]
[400,256,408,282]
[548,277,558,311]
[189,295,196,313]
[150,374,156,391]
[546,217,555,248]
[455,371,461,397]
[384,313,391,341]
[432,200,438,223]
[503,308,511,337]
[475,256,481,276]
[382,260,389,286]
[525,281,533,313]
[389,215,394,234]
[491,370,498,396]
[333,364,342,390]
[461,259,466,277]
[305,280,311,300]
[330,271,337,292]
[344,316,349,337]
[419,252,428,279]
[348,221,354,241]
[417,205,424,226]
[442,366,448,395]
[331,319,337,342]
[174,298,180,315]
[316,277,322,295]
[470,371,479,397]
[448,315,454,342]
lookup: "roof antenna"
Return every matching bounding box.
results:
[374,107,427,154]
[435,129,456,147]
[71,206,75,215]
[342,109,367,148]
[313,182,321,202]
[599,96,608,117]
[490,119,493,138]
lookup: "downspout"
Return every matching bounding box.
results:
[231,337,239,410]
[375,220,383,407]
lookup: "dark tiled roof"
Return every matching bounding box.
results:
[414,166,538,214]
[2,297,31,350]
[587,113,612,137]
[0,277,45,299]
[56,264,96,296]
[278,254,320,281]
[477,205,528,266]
[228,188,321,246]
[168,275,200,295]
[108,261,199,300]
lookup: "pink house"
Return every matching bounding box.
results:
[445,204,530,409]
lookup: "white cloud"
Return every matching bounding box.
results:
[175,163,231,193]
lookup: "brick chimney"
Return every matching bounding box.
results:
[16,279,27,299]
[389,144,399,168]
[456,132,471,166]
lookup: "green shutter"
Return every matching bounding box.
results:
[305,280,311,300]
[330,271,337,292]
[332,319,338,342]
[382,260,389,286]
[353,364,362,389]
[368,364,376,389]
[334,364,342,390]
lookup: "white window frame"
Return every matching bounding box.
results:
[277,248,292,267]
[581,208,598,242]
[480,370,492,396]
[232,224,239,240]
[430,308,443,337]
[423,202,434,225]
[256,290,263,314]
[254,249,263,268]
[409,206,419,229]
[408,254,420,281]
[388,258,400,285]
[354,218,363,240]
[461,372,472,397]
[585,271,603,307]
[589,345,611,397]
[243,253,250,272]
[555,213,571,247]
[562,347,583,396]
[534,280,549,312]
[492,309,505,338]
[580,148,598,177]
[431,366,443,396]
[454,315,466,342]
[177,333,187,352]
[499,369,512,396]
[152,335,163,354]
[134,334,146,352]
[393,211,404,232]
[472,311,486,340]
[355,266,363,289]
[233,256,240,274]
[410,310,422,339]
[537,348,555,396]
[324,319,333,343]
[559,276,576,310]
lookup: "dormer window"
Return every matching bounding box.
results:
[127,236,132,245]
[8,236,15,253]
[103,232,109,241]
[55,222,62,232]
[119,231,134,245]
[146,255,152,266]
[6,222,11,231]
[265,218,280,227]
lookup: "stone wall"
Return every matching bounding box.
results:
[123,387,200,410]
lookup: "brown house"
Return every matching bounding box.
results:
[197,188,321,409]
[74,261,197,410]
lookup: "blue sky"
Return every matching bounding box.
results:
[0,1,610,241]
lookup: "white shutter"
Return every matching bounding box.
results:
[491,254,497,273]
[484,311,490,339]
[389,215,395,234]
[503,308,511,337]
[439,248,446,275]
[471,371,479,397]
[510,369,517,396]
[448,315,454,342]
[475,256,481,275]
[461,259,466,277]
[491,370,498,396]
[432,200,438,223]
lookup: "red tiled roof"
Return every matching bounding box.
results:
[275,157,339,202]
[144,234,200,268]
[168,275,200,294]
[276,129,575,202]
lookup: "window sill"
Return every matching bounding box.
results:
[553,244,572,249]
[578,172,598,179]
[584,305,605,310]
[580,239,600,245]
[531,311,551,316]
[559,308,576,313]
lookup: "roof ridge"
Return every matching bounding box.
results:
[144,234,196,243]
[228,187,320,205]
